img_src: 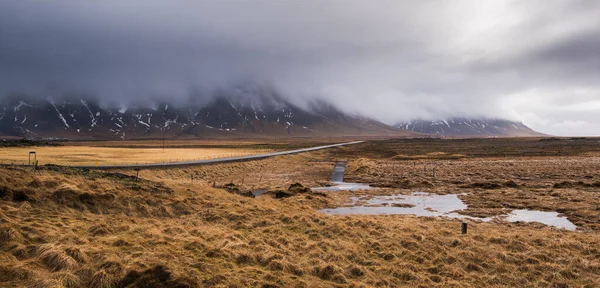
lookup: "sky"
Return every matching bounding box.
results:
[1,1,599,136]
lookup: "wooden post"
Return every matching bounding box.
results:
[461,222,467,234]
[135,168,140,182]
[432,167,436,178]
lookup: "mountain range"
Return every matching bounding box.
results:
[395,118,544,137]
[0,89,411,140]
[0,88,544,139]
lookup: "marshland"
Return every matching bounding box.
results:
[1,137,600,287]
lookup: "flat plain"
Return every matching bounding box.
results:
[1,137,600,287]
[0,146,273,166]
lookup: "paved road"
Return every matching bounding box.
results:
[70,141,364,169]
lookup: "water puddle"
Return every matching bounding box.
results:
[320,192,576,230]
[503,210,576,230]
[320,193,486,220]
[313,182,373,191]
[251,189,268,197]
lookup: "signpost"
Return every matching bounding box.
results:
[29,151,36,166]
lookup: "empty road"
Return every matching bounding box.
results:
[69,141,364,169]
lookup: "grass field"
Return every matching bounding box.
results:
[1,137,600,287]
[64,138,339,148]
[0,146,272,166]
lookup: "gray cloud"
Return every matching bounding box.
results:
[1,0,599,135]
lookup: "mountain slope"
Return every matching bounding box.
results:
[395,118,544,137]
[0,90,412,139]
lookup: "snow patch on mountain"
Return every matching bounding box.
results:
[50,102,69,128]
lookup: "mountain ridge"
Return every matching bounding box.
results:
[0,90,413,140]
[395,117,544,137]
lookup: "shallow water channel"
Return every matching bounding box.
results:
[320,192,577,230]
[312,162,374,191]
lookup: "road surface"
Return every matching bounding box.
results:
[69,141,364,169]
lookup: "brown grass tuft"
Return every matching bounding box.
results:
[235,253,255,265]
[39,247,79,271]
[64,247,87,264]
[29,278,63,288]
[313,264,342,281]
[52,271,82,288]
[28,178,43,188]
[0,225,22,245]
[87,269,116,288]
[0,265,32,282]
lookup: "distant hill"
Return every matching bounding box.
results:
[0,88,414,140]
[395,118,544,137]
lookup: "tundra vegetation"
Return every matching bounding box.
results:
[1,137,600,287]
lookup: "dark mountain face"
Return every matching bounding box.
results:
[395,118,544,137]
[0,89,406,139]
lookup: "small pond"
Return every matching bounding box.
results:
[320,192,576,230]
[504,210,576,230]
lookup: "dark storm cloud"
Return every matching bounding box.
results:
[1,1,599,135]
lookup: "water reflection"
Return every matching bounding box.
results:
[320,192,576,230]
[312,182,373,191]
[504,210,576,230]
[320,193,487,221]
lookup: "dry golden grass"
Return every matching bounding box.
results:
[66,138,336,148]
[343,156,600,230]
[122,150,341,191]
[0,146,272,166]
[1,138,600,287]
[391,152,467,160]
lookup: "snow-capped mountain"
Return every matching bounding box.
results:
[395,118,543,137]
[0,88,409,139]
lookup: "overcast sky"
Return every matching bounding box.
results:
[1,1,599,136]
